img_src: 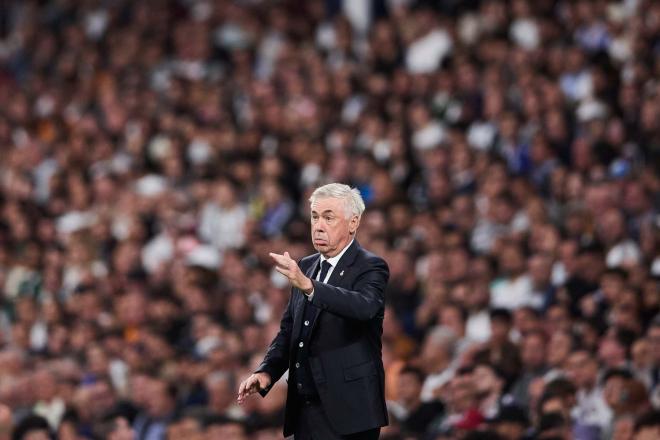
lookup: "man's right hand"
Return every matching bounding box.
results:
[237,372,271,404]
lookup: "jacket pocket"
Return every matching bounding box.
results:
[343,360,377,381]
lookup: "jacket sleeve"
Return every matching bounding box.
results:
[255,293,294,396]
[310,256,389,321]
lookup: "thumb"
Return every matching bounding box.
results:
[284,251,291,260]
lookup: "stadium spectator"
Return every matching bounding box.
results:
[388,365,444,437]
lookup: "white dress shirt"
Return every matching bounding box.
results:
[307,239,354,300]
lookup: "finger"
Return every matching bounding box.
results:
[244,376,257,392]
[238,385,256,404]
[251,380,261,392]
[238,380,247,397]
[283,252,297,271]
[238,377,255,400]
[284,253,297,269]
[271,255,291,272]
[270,252,293,269]
[274,266,289,277]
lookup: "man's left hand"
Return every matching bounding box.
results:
[270,252,314,294]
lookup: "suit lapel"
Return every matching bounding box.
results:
[306,256,321,280]
[325,240,360,288]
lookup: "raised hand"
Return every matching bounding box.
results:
[270,251,314,294]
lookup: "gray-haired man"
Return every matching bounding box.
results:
[238,183,390,439]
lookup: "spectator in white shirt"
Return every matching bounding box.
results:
[564,349,612,434]
[198,179,248,251]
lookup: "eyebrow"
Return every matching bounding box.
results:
[311,210,337,215]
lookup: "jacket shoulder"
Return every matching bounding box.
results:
[299,253,320,268]
[356,247,389,271]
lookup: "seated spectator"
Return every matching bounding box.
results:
[205,372,244,420]
[429,367,484,436]
[603,369,651,437]
[132,378,178,440]
[197,178,248,251]
[546,330,575,371]
[204,417,248,440]
[510,330,548,407]
[474,309,522,388]
[418,326,458,402]
[490,242,537,311]
[535,412,573,440]
[564,349,612,434]
[473,362,509,419]
[387,365,444,437]
[10,415,52,440]
[166,413,204,440]
[107,417,135,440]
[487,404,529,440]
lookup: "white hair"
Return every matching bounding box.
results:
[309,183,365,219]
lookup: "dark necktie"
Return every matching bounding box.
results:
[318,260,332,283]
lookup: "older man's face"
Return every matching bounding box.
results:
[310,197,358,258]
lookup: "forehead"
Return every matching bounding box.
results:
[567,353,590,364]
[474,365,495,376]
[567,351,594,367]
[310,197,345,213]
[605,376,626,386]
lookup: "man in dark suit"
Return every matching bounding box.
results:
[237,183,389,439]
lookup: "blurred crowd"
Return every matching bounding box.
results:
[0,0,659,439]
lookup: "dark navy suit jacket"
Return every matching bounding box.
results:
[256,240,390,436]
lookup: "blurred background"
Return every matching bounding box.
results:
[0,0,659,439]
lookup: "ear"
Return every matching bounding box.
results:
[349,215,360,235]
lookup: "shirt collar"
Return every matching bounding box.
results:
[320,238,354,268]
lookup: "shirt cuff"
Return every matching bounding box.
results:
[306,289,314,301]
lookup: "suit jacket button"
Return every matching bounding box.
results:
[295,362,300,368]
[299,342,304,347]
[304,320,310,326]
